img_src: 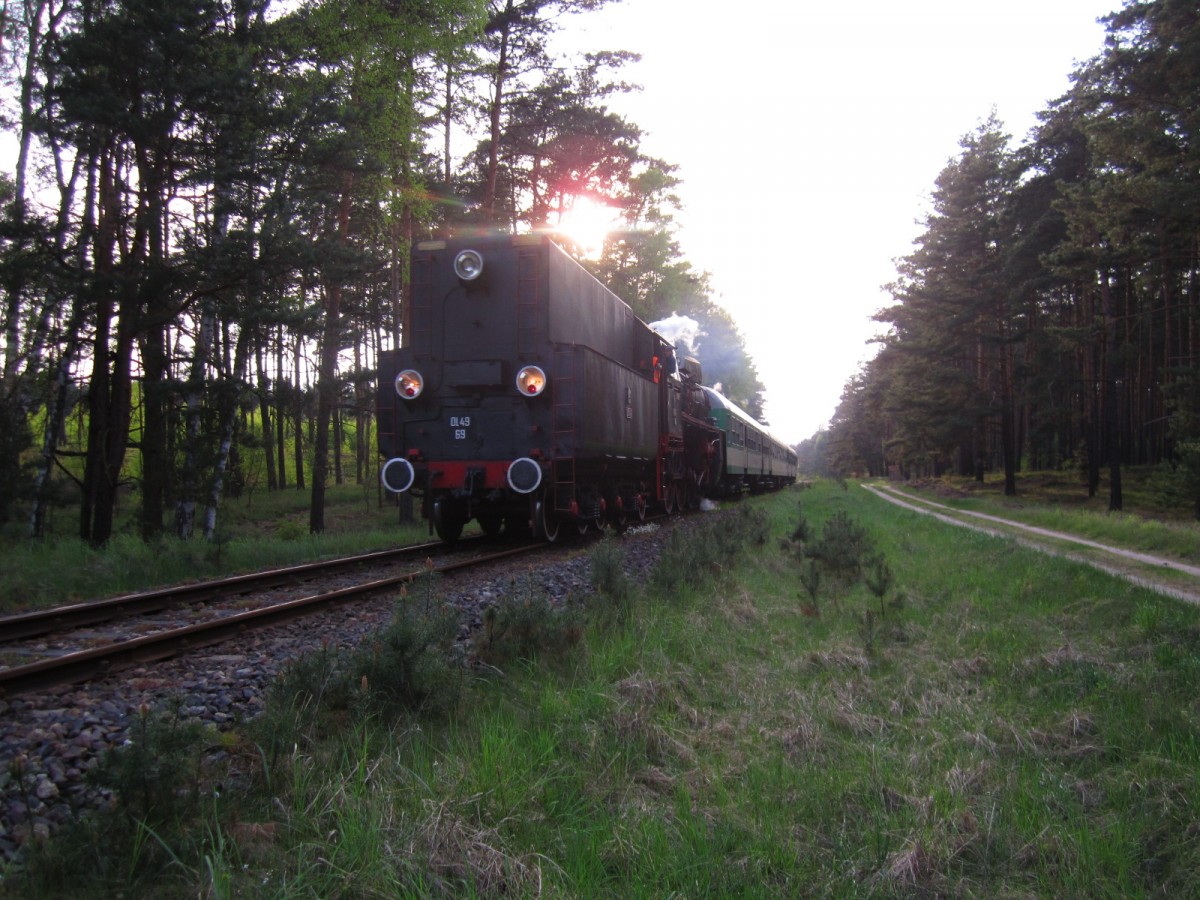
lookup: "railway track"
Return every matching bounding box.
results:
[0,537,544,698]
[0,515,681,865]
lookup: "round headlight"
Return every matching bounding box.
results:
[507,457,543,494]
[515,365,547,396]
[395,369,424,399]
[380,458,415,493]
[453,249,484,282]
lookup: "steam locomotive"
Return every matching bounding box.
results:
[377,233,796,542]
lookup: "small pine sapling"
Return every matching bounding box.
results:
[791,502,811,543]
[811,509,873,580]
[859,609,877,656]
[798,552,822,617]
[863,554,894,617]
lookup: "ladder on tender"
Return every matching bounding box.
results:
[552,346,577,512]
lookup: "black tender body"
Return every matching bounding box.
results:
[377,233,796,541]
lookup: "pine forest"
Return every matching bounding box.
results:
[0,0,763,545]
[805,0,1200,518]
[3,1,1200,551]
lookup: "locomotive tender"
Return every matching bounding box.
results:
[377,233,796,542]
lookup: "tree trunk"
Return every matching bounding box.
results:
[29,137,93,538]
[353,339,365,485]
[83,314,137,546]
[139,321,170,541]
[309,316,338,533]
[1001,343,1017,497]
[81,147,136,547]
[293,340,305,490]
[276,326,287,489]
[333,403,343,485]
[175,299,216,539]
[202,328,250,539]
[480,1,512,222]
[1100,272,1123,511]
[256,341,277,491]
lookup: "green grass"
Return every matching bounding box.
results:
[0,484,429,612]
[889,470,1200,564]
[6,481,1200,896]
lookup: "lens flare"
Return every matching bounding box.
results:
[553,197,619,258]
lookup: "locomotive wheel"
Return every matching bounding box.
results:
[577,491,602,533]
[634,492,647,521]
[606,489,627,530]
[533,496,559,542]
[477,509,504,537]
[432,497,464,543]
[662,483,675,515]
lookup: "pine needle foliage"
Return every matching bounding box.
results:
[354,601,462,719]
[863,553,895,616]
[650,505,771,597]
[589,535,635,611]
[809,509,875,578]
[473,570,583,668]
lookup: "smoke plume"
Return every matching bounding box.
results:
[649,313,703,356]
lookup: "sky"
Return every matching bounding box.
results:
[551,0,1120,445]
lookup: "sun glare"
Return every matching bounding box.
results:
[553,197,619,258]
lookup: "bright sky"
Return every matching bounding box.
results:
[554,0,1118,445]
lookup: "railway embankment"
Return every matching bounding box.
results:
[4,483,1200,896]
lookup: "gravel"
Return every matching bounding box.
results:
[0,521,677,865]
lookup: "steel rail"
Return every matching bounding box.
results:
[0,542,540,698]
[0,538,474,643]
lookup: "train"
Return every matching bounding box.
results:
[376,233,797,542]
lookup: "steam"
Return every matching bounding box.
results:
[649,313,703,356]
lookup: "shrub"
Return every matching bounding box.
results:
[650,524,713,596]
[650,504,772,597]
[275,519,307,541]
[798,552,822,615]
[720,504,771,552]
[12,702,216,894]
[809,509,874,579]
[90,701,208,829]
[474,571,582,667]
[257,575,464,753]
[790,501,811,543]
[353,600,462,718]
[863,553,895,616]
[589,536,635,610]
[268,643,355,717]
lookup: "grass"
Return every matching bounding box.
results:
[0,484,429,612]
[5,481,1200,896]
[890,469,1200,564]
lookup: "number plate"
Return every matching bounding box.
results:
[449,415,471,440]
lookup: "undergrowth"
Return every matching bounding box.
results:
[473,567,583,669]
[9,484,1200,897]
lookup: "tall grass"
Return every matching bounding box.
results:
[8,481,1200,896]
[896,470,1200,562]
[0,484,428,612]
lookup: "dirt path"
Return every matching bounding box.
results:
[862,482,1200,606]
